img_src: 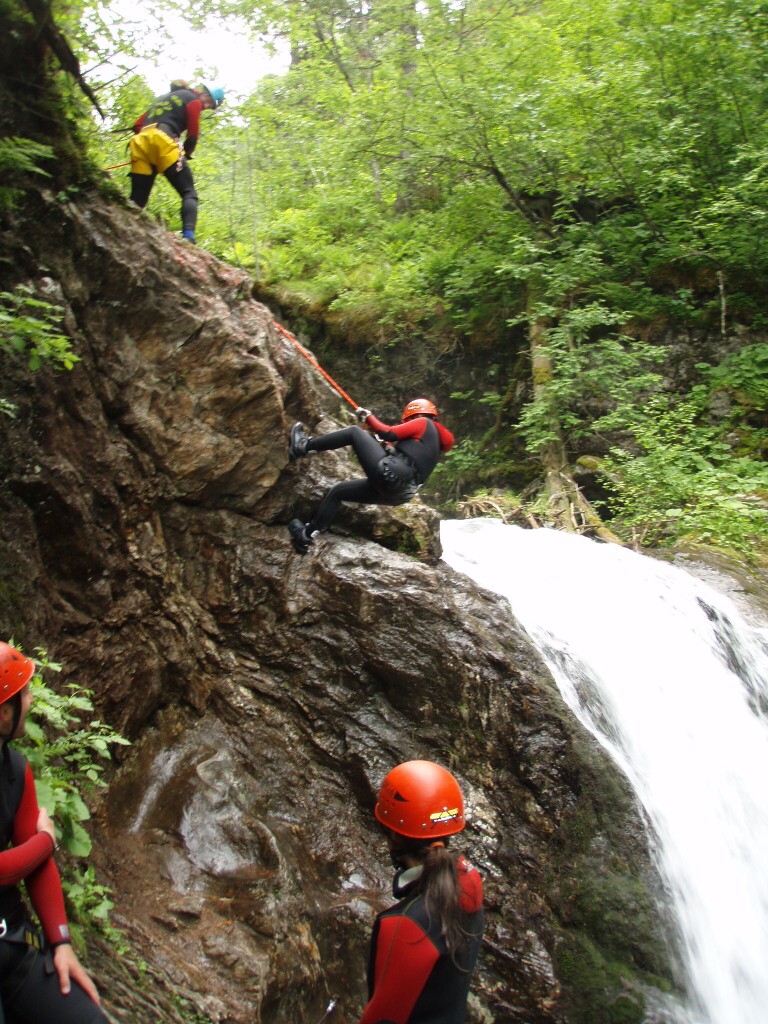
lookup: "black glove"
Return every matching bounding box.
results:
[183,137,197,159]
[355,407,371,423]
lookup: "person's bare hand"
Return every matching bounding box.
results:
[36,807,56,845]
[53,943,102,1003]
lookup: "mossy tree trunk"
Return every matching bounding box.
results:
[527,282,621,543]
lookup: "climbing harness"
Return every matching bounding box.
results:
[273,322,359,411]
[0,914,52,1004]
[0,917,44,952]
[376,453,421,496]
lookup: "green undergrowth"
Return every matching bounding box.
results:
[0,282,79,418]
[11,645,130,950]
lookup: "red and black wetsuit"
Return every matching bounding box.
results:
[305,414,454,532]
[365,413,454,485]
[359,856,484,1024]
[132,88,203,159]
[0,747,107,1022]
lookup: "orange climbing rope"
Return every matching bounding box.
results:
[273,321,359,411]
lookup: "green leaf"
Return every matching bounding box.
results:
[64,821,92,858]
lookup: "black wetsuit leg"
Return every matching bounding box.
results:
[306,426,417,531]
[308,426,385,476]
[129,171,156,209]
[1,943,108,1024]
[163,161,199,234]
[310,479,381,531]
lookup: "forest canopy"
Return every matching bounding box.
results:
[15,0,768,559]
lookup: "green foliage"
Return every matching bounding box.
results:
[0,285,79,418]
[19,652,130,855]
[15,648,130,941]
[0,137,53,209]
[517,323,666,455]
[430,438,486,501]
[701,343,768,416]
[77,0,768,557]
[0,286,79,372]
[600,394,768,556]
[64,865,118,937]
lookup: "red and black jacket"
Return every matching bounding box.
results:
[365,413,454,485]
[0,748,69,946]
[359,856,484,1024]
[133,88,203,157]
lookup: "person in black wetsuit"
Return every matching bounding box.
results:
[357,759,484,1024]
[129,83,225,244]
[0,642,108,1023]
[287,398,454,554]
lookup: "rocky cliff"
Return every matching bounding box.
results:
[0,188,678,1023]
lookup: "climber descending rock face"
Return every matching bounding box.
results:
[288,399,454,555]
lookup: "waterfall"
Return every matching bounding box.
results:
[441,519,768,1024]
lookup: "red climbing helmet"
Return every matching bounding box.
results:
[375,760,466,839]
[402,398,438,421]
[0,643,35,705]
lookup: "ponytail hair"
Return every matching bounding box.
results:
[391,836,470,963]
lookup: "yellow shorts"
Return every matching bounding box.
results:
[129,127,182,175]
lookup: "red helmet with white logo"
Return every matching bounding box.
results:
[375,760,466,839]
[402,398,438,421]
[0,642,35,706]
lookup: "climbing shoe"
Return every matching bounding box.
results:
[289,422,312,461]
[289,519,313,555]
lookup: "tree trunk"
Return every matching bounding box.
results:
[527,284,622,543]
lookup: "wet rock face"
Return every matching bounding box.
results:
[0,192,674,1022]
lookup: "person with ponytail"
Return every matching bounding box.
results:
[359,760,484,1024]
[0,642,107,1022]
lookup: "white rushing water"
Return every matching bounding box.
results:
[441,519,768,1024]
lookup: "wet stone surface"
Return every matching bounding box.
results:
[0,189,689,1022]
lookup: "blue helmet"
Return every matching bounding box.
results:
[202,84,225,109]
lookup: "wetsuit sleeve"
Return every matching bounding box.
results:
[1,764,55,886]
[436,421,454,453]
[363,412,397,439]
[365,414,426,443]
[185,99,202,142]
[12,765,70,947]
[357,915,440,1024]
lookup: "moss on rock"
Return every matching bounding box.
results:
[554,930,646,1024]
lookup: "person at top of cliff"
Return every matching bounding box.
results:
[129,82,225,245]
[357,759,484,1024]
[0,642,108,1023]
[287,398,454,555]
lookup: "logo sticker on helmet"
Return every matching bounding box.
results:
[430,808,459,823]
